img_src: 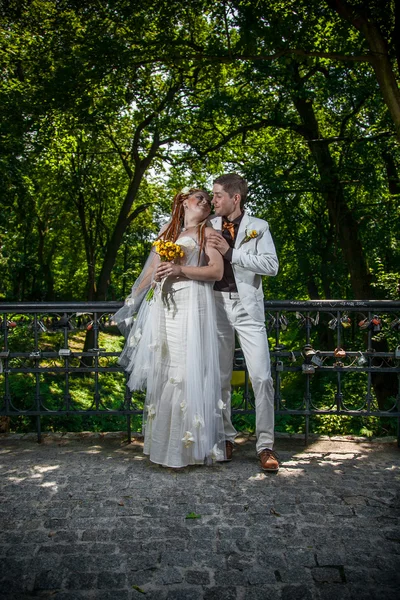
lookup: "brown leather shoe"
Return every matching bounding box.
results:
[258,449,279,472]
[224,440,234,461]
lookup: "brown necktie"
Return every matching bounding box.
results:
[222,221,235,239]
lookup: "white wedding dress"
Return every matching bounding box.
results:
[114,235,226,468]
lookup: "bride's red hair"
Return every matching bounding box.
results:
[157,189,210,261]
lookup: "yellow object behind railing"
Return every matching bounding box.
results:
[231,371,247,387]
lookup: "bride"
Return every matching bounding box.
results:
[113,188,226,468]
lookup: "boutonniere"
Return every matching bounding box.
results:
[243,229,259,243]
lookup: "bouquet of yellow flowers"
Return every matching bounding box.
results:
[146,240,185,302]
[153,240,184,261]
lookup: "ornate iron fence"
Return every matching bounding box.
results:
[1,300,399,445]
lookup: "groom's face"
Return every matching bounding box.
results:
[212,184,240,218]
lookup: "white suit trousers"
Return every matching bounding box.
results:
[214,292,275,453]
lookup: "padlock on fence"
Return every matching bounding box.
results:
[371,315,382,332]
[275,360,284,372]
[328,318,337,330]
[311,354,323,367]
[279,315,288,331]
[303,344,316,360]
[357,352,367,366]
[266,314,276,331]
[341,315,351,328]
[390,318,400,331]
[395,346,400,360]
[302,363,315,375]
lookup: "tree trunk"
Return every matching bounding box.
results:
[37,218,55,301]
[291,86,373,299]
[327,0,400,142]
[381,151,400,195]
[75,191,96,301]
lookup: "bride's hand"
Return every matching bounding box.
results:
[156,262,182,279]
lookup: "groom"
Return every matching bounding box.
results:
[208,173,279,472]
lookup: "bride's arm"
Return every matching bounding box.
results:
[156,231,223,282]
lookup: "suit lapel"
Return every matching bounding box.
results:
[235,211,250,248]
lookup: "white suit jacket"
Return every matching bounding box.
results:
[209,211,279,322]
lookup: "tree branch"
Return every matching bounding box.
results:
[126,202,155,226]
[193,119,306,156]
[131,79,183,163]
[128,48,373,67]
[105,128,133,179]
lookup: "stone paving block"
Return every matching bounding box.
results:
[155,567,184,585]
[90,592,130,600]
[227,552,256,571]
[184,569,211,585]
[132,589,167,600]
[314,548,346,566]
[165,589,203,600]
[284,548,317,568]
[129,569,160,587]
[61,554,123,573]
[34,569,65,590]
[192,551,225,569]
[126,552,161,572]
[203,587,237,600]
[347,585,400,600]
[257,550,287,570]
[244,586,282,600]
[311,566,345,584]
[47,530,80,543]
[315,584,351,600]
[218,526,247,540]
[37,594,91,600]
[97,572,127,589]
[276,568,314,584]
[0,577,28,596]
[186,538,214,553]
[39,543,86,555]
[6,543,38,556]
[214,569,249,586]
[215,539,239,554]
[163,538,189,552]
[161,550,193,568]
[65,572,97,589]
[31,552,62,571]
[281,583,315,600]
[188,526,214,540]
[24,529,57,544]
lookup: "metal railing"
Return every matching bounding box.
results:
[1,300,399,445]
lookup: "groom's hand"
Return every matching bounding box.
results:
[207,231,230,256]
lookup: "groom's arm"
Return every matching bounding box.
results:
[231,224,279,276]
[208,225,278,277]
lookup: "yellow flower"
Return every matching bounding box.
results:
[154,239,185,262]
[243,229,259,243]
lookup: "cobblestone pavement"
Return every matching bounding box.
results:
[0,431,400,600]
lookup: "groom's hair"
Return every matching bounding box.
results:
[213,173,248,206]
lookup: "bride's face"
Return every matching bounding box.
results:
[185,192,211,221]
